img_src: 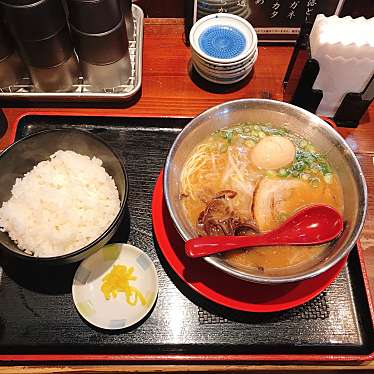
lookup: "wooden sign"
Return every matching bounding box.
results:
[186,0,345,43]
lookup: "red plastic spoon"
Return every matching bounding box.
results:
[185,204,344,258]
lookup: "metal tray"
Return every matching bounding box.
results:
[0,115,373,364]
[0,5,143,103]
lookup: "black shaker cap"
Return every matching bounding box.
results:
[66,0,122,34]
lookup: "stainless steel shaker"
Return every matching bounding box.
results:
[67,0,131,91]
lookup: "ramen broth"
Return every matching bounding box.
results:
[180,123,344,273]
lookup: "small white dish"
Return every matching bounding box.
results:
[190,13,257,64]
[72,243,158,330]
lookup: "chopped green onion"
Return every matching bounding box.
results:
[278,168,288,177]
[215,122,335,186]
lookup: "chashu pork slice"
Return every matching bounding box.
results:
[253,177,307,232]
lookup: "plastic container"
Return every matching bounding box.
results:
[66,0,122,34]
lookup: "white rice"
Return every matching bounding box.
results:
[0,150,121,257]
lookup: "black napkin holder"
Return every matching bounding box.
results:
[283,22,374,128]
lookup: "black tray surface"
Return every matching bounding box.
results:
[0,115,373,360]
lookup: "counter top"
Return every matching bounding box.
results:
[0,18,373,373]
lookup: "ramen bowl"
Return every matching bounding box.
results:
[164,99,367,284]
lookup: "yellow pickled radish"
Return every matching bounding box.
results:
[101,264,146,306]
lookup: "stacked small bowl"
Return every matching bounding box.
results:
[190,13,258,85]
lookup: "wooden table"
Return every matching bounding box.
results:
[0,18,373,373]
